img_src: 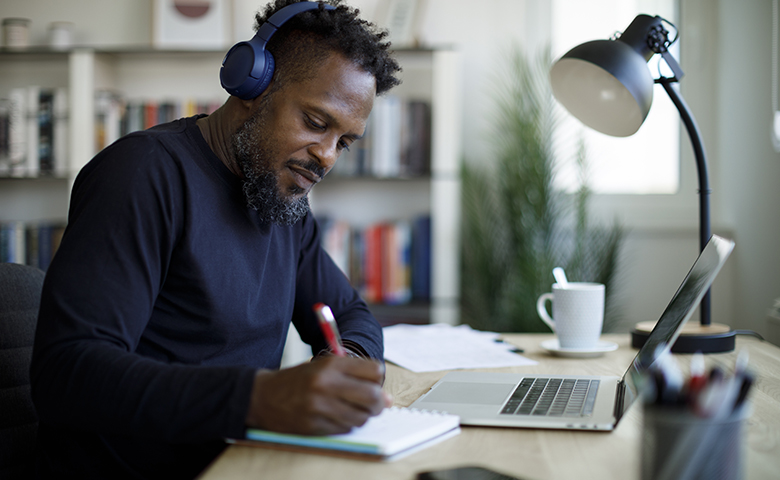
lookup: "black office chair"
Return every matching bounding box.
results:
[0,262,45,479]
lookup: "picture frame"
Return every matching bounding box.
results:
[152,0,232,50]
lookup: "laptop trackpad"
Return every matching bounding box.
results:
[419,382,515,405]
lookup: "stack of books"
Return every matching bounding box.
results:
[0,85,225,178]
[96,93,223,151]
[319,215,431,306]
[0,86,68,178]
[333,96,431,179]
[0,220,66,271]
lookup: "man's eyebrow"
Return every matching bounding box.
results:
[309,105,365,140]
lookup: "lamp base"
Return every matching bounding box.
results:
[631,321,736,353]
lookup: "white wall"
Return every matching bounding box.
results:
[714,0,780,337]
[4,0,779,340]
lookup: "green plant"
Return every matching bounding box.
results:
[460,46,625,333]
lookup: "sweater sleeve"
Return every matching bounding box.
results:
[291,214,384,361]
[30,135,255,443]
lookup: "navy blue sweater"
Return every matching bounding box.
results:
[30,115,383,479]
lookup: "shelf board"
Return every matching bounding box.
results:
[369,302,431,327]
[0,175,69,182]
[324,174,432,183]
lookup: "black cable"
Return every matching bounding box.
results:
[733,330,766,341]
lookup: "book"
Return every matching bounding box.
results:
[319,217,352,279]
[8,87,27,177]
[0,98,10,174]
[362,223,385,303]
[38,89,55,175]
[371,95,402,178]
[382,220,412,305]
[402,100,432,176]
[52,87,69,178]
[411,215,431,300]
[95,90,124,151]
[0,220,66,270]
[231,407,460,461]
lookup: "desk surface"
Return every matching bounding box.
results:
[198,333,780,480]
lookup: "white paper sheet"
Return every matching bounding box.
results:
[383,324,537,372]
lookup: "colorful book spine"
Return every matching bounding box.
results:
[0,221,66,270]
[0,98,10,175]
[319,215,430,306]
[363,224,385,304]
[38,89,55,175]
[411,216,432,301]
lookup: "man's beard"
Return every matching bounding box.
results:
[231,106,312,226]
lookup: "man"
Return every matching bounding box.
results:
[30,1,402,478]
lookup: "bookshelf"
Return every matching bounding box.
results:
[0,46,461,325]
[0,46,227,192]
[0,46,227,266]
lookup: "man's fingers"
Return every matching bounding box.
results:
[315,358,386,414]
[326,356,385,383]
[245,358,390,436]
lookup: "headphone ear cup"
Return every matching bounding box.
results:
[220,44,275,100]
[222,2,334,99]
[247,50,275,99]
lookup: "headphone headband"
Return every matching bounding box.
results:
[220,2,335,99]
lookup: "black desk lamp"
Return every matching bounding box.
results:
[549,14,735,353]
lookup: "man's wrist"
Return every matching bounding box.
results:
[245,369,274,427]
[314,339,369,359]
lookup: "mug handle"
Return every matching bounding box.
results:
[536,293,555,332]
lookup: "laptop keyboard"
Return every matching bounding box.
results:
[500,378,599,417]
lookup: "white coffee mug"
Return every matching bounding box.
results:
[536,282,605,349]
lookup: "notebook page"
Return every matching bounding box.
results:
[244,407,460,457]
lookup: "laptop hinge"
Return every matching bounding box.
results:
[613,380,626,422]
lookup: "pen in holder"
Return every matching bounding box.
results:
[638,348,754,480]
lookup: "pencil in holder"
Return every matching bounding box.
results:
[641,404,749,480]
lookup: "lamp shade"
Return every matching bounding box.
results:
[550,40,654,137]
[550,14,670,137]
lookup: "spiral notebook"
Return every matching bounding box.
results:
[229,407,461,461]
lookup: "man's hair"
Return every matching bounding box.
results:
[255,0,401,96]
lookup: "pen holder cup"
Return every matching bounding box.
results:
[641,405,750,480]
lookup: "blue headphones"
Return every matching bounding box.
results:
[220,2,335,100]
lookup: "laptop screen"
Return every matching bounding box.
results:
[617,235,735,418]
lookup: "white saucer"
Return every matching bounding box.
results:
[540,339,619,358]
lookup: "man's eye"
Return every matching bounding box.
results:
[338,139,351,152]
[306,116,325,130]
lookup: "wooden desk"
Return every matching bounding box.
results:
[198,334,780,480]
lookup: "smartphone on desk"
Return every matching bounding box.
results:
[417,466,524,480]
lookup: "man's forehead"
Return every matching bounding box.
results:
[292,55,376,110]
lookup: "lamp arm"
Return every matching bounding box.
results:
[657,77,712,326]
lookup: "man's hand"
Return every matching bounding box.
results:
[245,356,392,435]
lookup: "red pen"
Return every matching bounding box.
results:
[687,351,706,406]
[313,303,346,357]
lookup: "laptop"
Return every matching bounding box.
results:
[410,234,735,431]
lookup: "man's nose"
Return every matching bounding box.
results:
[309,138,339,172]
